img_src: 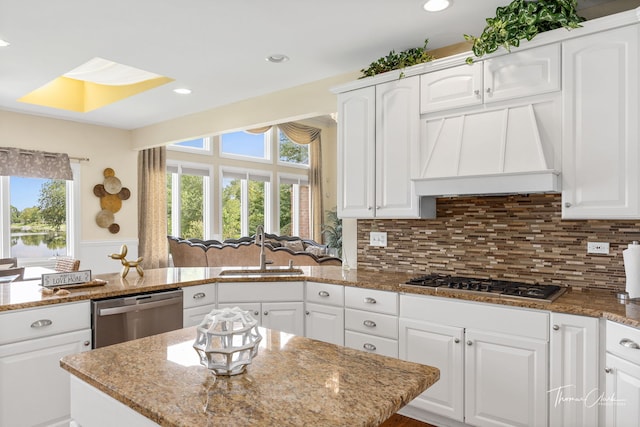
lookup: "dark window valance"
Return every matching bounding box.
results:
[0,147,73,180]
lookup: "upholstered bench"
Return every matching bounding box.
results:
[168,234,342,267]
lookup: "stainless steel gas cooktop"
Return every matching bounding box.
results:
[401,274,566,302]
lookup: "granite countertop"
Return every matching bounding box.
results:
[2,266,640,329]
[60,326,440,427]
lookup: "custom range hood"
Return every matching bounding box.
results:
[412,98,561,197]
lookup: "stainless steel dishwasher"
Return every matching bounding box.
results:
[92,289,183,348]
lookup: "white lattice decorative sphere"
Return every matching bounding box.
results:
[193,307,262,376]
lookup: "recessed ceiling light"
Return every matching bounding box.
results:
[0,39,10,47]
[266,54,289,63]
[173,88,192,95]
[423,0,451,12]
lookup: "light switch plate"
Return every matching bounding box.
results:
[370,232,387,247]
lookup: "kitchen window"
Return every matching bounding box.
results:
[0,163,80,266]
[167,137,212,155]
[279,174,310,239]
[221,169,271,240]
[167,162,212,240]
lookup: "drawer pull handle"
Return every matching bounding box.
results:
[193,292,206,299]
[620,338,640,349]
[318,291,330,297]
[363,343,376,351]
[364,297,377,304]
[30,319,53,328]
[363,320,377,328]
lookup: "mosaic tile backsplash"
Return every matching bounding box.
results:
[357,194,640,292]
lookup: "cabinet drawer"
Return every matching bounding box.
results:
[306,282,344,306]
[182,284,216,309]
[345,308,398,339]
[183,304,216,328]
[345,330,398,358]
[218,282,303,303]
[345,287,398,315]
[607,321,640,365]
[0,301,91,345]
[400,294,548,340]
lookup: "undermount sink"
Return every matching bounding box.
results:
[219,267,304,276]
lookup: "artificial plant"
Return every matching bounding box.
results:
[360,39,435,78]
[464,0,584,63]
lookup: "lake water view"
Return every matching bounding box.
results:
[11,232,67,258]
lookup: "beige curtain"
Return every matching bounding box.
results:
[138,147,168,269]
[0,147,73,180]
[246,123,324,242]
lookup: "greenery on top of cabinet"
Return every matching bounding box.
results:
[360,39,435,78]
[464,0,584,63]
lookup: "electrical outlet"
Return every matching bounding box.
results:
[370,231,387,247]
[587,242,610,255]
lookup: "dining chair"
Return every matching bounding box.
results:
[0,267,25,282]
[54,257,81,272]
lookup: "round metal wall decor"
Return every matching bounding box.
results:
[94,168,131,234]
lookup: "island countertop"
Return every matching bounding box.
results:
[60,326,439,427]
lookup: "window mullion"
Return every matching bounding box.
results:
[240,178,249,236]
[171,171,181,237]
[0,176,9,257]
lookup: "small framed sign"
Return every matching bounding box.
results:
[42,270,92,288]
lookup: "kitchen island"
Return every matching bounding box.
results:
[61,326,439,427]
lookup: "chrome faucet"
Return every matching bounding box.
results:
[255,225,273,270]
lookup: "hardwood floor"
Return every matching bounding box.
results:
[380,414,436,427]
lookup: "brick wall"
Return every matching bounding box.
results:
[357,194,640,292]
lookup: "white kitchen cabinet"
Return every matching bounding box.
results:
[398,318,464,421]
[217,281,305,336]
[562,24,640,219]
[549,313,600,427]
[464,329,548,427]
[305,282,344,345]
[344,287,398,358]
[605,320,640,427]
[337,86,375,218]
[337,76,429,219]
[0,301,91,427]
[420,44,560,114]
[399,294,548,427]
[182,283,216,327]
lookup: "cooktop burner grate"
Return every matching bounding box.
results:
[403,274,565,301]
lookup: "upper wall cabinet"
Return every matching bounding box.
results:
[337,76,433,219]
[420,44,561,114]
[562,24,640,219]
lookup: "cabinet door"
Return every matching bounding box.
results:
[605,352,640,427]
[337,86,376,218]
[465,329,548,427]
[399,318,464,422]
[549,313,599,427]
[375,76,421,218]
[0,329,91,427]
[420,62,483,113]
[305,302,344,346]
[562,25,640,219]
[484,44,561,103]
[183,304,216,327]
[262,302,304,336]
[218,302,262,321]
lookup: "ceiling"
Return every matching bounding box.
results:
[0,0,635,131]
